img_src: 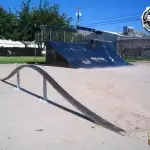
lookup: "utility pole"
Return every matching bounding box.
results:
[76,7,82,26]
[75,7,82,43]
[40,0,42,9]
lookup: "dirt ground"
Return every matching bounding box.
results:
[0,62,150,150]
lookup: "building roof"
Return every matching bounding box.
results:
[118,36,150,41]
[103,31,125,36]
[23,41,39,48]
[0,39,25,48]
[0,40,43,49]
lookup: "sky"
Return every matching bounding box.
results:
[1,0,150,33]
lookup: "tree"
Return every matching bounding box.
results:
[0,0,72,41]
[0,5,18,39]
[17,0,73,41]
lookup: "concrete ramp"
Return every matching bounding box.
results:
[48,41,129,68]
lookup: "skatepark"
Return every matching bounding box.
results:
[0,61,150,150]
[0,26,150,149]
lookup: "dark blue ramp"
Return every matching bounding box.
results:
[76,43,115,66]
[48,41,109,68]
[77,41,129,67]
[94,41,129,66]
[48,41,129,68]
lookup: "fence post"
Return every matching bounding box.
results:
[43,77,47,101]
[41,30,44,41]
[64,31,66,42]
[34,42,37,64]
[17,71,20,89]
[50,29,52,41]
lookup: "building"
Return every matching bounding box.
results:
[86,26,148,56]
[123,26,147,37]
[0,39,42,56]
[86,31,125,49]
[118,36,150,57]
[123,26,134,35]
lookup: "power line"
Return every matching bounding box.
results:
[72,7,141,27]
[85,16,140,26]
[87,18,140,27]
[83,13,141,23]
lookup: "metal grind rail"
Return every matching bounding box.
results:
[0,64,125,135]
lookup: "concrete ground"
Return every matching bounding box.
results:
[0,62,150,150]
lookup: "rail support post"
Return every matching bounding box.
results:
[17,71,20,89]
[43,77,47,101]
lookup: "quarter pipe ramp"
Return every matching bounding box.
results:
[48,41,130,68]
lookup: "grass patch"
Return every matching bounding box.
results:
[1,56,150,64]
[125,57,150,62]
[0,56,46,64]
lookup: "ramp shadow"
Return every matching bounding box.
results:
[2,81,95,124]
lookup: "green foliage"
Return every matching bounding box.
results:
[0,5,18,39]
[0,56,45,64]
[0,0,72,41]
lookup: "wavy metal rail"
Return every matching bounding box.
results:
[0,64,125,135]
